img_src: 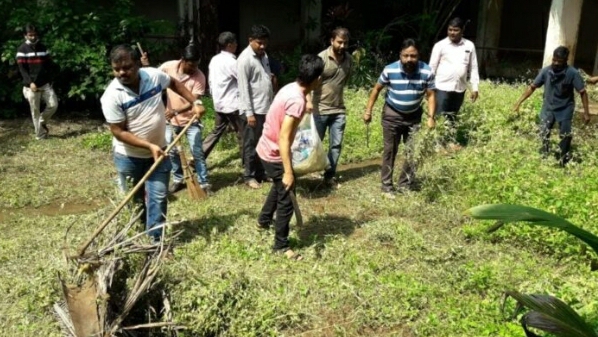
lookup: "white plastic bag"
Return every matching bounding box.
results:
[291,113,329,176]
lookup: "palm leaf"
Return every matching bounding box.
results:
[464,204,598,256]
[504,291,597,337]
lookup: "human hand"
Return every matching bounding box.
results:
[165,109,176,120]
[192,104,206,120]
[149,144,165,161]
[30,82,37,92]
[306,100,313,113]
[282,172,294,191]
[247,115,257,127]
[470,91,479,103]
[140,52,150,67]
[583,113,591,125]
[363,111,372,124]
[427,116,436,129]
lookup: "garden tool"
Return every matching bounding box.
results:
[169,122,207,201]
[77,114,200,258]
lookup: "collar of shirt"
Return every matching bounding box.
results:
[221,50,237,59]
[445,37,465,46]
[114,69,149,95]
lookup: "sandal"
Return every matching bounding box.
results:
[275,248,303,261]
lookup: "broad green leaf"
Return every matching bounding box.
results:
[504,291,598,337]
[465,204,598,256]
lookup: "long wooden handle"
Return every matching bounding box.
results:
[77,115,198,257]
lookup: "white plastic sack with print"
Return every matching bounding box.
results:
[291,113,329,176]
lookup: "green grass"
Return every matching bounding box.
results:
[1,83,598,336]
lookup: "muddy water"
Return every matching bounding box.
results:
[0,201,104,223]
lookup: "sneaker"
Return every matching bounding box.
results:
[323,177,340,189]
[169,181,186,194]
[200,183,213,195]
[245,179,262,189]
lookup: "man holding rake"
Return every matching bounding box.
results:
[101,44,205,243]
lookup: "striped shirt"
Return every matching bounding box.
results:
[378,61,435,113]
[16,41,53,87]
[101,67,170,158]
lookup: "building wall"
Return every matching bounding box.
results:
[239,0,302,50]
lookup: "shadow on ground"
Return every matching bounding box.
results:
[294,214,369,258]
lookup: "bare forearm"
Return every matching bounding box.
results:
[170,79,198,104]
[515,86,535,106]
[366,86,382,112]
[426,91,436,118]
[111,127,155,150]
[280,136,293,174]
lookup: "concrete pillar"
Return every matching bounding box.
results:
[476,0,504,74]
[301,0,322,45]
[543,0,583,66]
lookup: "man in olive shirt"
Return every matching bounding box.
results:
[310,27,352,187]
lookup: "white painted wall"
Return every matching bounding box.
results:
[543,0,583,66]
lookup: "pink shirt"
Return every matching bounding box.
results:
[257,82,306,163]
[159,60,206,126]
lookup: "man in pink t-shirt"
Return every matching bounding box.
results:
[256,54,324,260]
[158,45,211,194]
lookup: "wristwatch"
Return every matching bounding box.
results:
[193,99,203,106]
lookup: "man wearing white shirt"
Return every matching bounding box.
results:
[237,24,274,189]
[429,17,479,128]
[203,31,243,158]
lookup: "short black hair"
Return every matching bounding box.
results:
[218,31,237,48]
[110,44,137,64]
[249,24,270,40]
[297,54,324,86]
[23,23,37,34]
[400,38,420,52]
[448,17,465,29]
[182,44,201,62]
[553,46,569,60]
[331,27,350,40]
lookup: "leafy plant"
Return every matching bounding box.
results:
[466,204,598,337]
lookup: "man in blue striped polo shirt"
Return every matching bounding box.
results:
[363,39,436,197]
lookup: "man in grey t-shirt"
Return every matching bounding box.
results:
[514,46,590,166]
[237,24,274,188]
[310,27,352,188]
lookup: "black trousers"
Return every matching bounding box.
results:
[240,114,266,181]
[539,111,572,165]
[381,104,421,190]
[434,90,465,125]
[202,111,244,159]
[258,161,295,251]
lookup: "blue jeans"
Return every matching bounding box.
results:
[113,152,171,240]
[165,123,209,185]
[313,113,346,179]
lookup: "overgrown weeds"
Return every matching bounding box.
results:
[2,81,598,336]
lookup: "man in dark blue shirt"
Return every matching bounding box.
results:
[514,46,590,166]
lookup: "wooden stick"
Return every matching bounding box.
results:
[77,115,198,257]
[136,42,145,55]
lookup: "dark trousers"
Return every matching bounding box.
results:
[258,161,295,251]
[435,90,465,125]
[240,114,266,181]
[381,104,421,190]
[202,111,243,158]
[539,111,572,165]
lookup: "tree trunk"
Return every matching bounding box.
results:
[543,0,583,66]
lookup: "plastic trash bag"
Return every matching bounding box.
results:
[292,113,329,176]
